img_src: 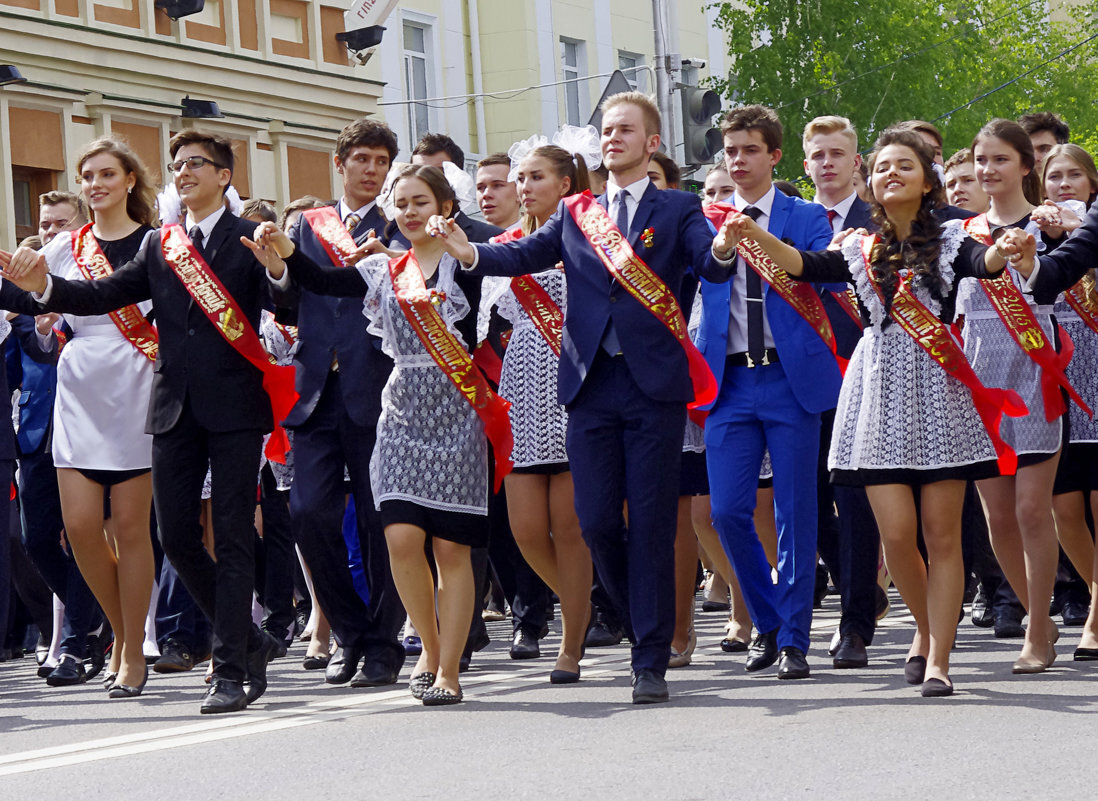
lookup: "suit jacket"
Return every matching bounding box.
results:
[455,210,503,245]
[844,196,874,231]
[39,212,274,435]
[281,205,394,428]
[7,311,60,459]
[697,188,842,415]
[821,195,875,360]
[472,184,728,405]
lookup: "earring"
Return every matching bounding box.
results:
[128,187,133,194]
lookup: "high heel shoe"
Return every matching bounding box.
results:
[108,665,148,699]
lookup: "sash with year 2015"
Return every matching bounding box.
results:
[962,214,1090,422]
[564,191,717,412]
[70,224,159,362]
[160,225,298,463]
[860,235,1027,474]
[703,203,848,374]
[389,250,513,491]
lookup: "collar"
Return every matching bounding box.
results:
[606,175,651,205]
[817,191,858,220]
[338,198,377,223]
[733,184,776,218]
[185,205,226,239]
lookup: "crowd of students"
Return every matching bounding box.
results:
[0,93,1096,711]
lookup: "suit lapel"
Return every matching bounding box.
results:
[629,183,660,252]
[204,208,235,265]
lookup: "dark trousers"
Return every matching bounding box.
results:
[256,465,295,641]
[152,400,264,684]
[156,558,211,653]
[815,409,880,645]
[289,371,404,672]
[566,354,683,674]
[18,447,97,658]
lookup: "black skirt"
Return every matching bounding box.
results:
[380,500,489,548]
[831,460,1000,488]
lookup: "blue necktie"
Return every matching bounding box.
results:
[602,191,631,356]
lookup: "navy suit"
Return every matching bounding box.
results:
[697,188,839,654]
[472,184,727,674]
[281,205,404,672]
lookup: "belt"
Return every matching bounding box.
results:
[727,348,779,368]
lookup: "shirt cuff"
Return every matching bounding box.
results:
[267,265,292,291]
[461,245,481,271]
[1022,256,1041,293]
[32,274,53,304]
[711,247,737,268]
[35,328,54,351]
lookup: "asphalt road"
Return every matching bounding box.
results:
[0,592,1094,800]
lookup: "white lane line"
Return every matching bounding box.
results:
[0,653,635,776]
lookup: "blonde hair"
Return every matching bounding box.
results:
[802,115,857,157]
[601,92,661,137]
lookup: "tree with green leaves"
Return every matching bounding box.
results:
[709,0,1098,170]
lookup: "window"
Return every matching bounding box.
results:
[560,38,585,126]
[12,166,57,243]
[403,21,431,148]
[618,51,646,92]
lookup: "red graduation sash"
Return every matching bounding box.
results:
[160,225,298,463]
[71,224,159,362]
[703,202,847,374]
[491,226,565,359]
[564,191,717,410]
[962,214,1090,421]
[302,206,359,268]
[389,250,513,491]
[1063,280,1098,338]
[860,236,1027,474]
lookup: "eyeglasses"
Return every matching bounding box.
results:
[166,156,226,173]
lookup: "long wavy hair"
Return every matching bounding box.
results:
[75,137,158,228]
[865,127,946,307]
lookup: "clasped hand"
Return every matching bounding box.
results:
[0,246,49,294]
[426,216,477,264]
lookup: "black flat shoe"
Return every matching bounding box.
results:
[422,685,463,706]
[103,671,118,691]
[108,666,148,699]
[921,677,953,697]
[549,668,580,684]
[302,654,330,670]
[904,655,927,685]
[1074,647,1098,661]
[720,637,748,653]
[409,671,436,699]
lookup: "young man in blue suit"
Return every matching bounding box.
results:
[429,92,732,704]
[698,105,840,680]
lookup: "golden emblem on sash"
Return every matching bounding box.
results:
[219,307,245,341]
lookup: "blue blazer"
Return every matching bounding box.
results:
[281,205,394,428]
[696,189,843,415]
[473,184,729,405]
[8,314,60,458]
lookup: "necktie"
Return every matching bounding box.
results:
[743,206,765,365]
[602,190,631,357]
[189,225,205,257]
[826,209,838,230]
[344,213,361,234]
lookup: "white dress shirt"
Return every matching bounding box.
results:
[728,184,777,353]
[816,191,858,233]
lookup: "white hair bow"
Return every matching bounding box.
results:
[156,183,183,227]
[376,160,478,222]
[552,124,602,173]
[507,134,549,183]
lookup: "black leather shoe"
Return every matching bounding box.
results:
[85,633,106,681]
[1062,600,1089,627]
[832,633,868,669]
[777,647,810,679]
[349,660,399,688]
[970,586,993,628]
[509,629,540,660]
[584,619,624,648]
[744,629,778,673]
[154,639,197,673]
[994,607,1025,638]
[46,655,87,686]
[631,668,669,704]
[200,679,248,714]
[325,645,364,685]
[245,630,281,704]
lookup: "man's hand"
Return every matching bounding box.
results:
[0,247,49,294]
[426,215,476,264]
[712,212,761,260]
[997,227,1037,277]
[35,312,59,336]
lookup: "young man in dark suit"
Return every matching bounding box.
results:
[279,118,405,688]
[3,130,282,714]
[802,115,883,670]
[430,92,732,704]
[697,105,839,681]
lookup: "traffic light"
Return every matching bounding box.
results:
[680,86,722,167]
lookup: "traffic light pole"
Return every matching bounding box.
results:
[652,0,676,155]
